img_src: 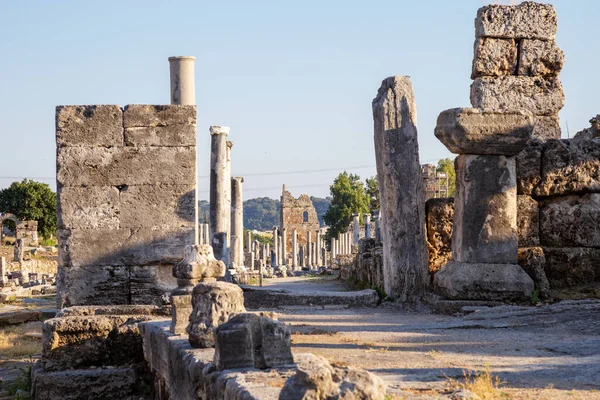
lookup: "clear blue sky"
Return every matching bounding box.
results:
[0,0,596,200]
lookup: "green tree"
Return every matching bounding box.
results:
[436,158,456,197]
[323,172,370,241]
[365,176,379,213]
[0,179,57,239]
[243,197,280,231]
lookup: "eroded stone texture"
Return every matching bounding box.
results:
[57,146,196,187]
[280,353,386,400]
[453,155,518,264]
[573,115,600,141]
[57,266,130,308]
[435,108,533,155]
[348,238,384,290]
[518,39,565,77]
[433,261,533,300]
[187,281,245,348]
[516,139,542,195]
[123,104,196,127]
[470,76,564,116]
[130,265,177,305]
[214,313,293,370]
[56,105,123,147]
[42,315,149,371]
[471,38,517,78]
[475,2,558,40]
[372,76,429,301]
[517,195,539,247]
[518,247,550,298]
[533,115,561,140]
[172,245,226,284]
[544,247,600,288]
[536,139,600,196]
[540,194,600,247]
[426,198,454,274]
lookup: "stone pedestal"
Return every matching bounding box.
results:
[170,244,226,334]
[187,281,245,348]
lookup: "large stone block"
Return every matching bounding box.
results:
[516,139,542,195]
[471,38,517,78]
[518,247,550,299]
[32,363,141,400]
[214,313,294,370]
[425,198,454,274]
[540,194,600,248]
[536,139,600,196]
[56,146,196,186]
[130,265,177,305]
[533,115,561,140]
[187,281,246,348]
[57,265,130,308]
[57,184,196,230]
[544,247,600,288]
[517,195,539,247]
[42,315,148,371]
[280,354,386,400]
[453,155,518,264]
[123,104,196,127]
[433,261,534,300]
[58,227,193,268]
[518,39,565,77]
[435,108,533,155]
[56,105,123,147]
[475,2,557,40]
[124,125,196,147]
[470,76,564,116]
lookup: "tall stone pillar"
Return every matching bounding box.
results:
[375,214,381,242]
[433,108,535,299]
[0,257,6,286]
[169,56,196,105]
[353,214,360,244]
[299,245,305,268]
[373,76,430,301]
[364,214,372,239]
[225,141,234,258]
[292,230,298,270]
[210,126,230,265]
[272,227,279,267]
[306,232,313,268]
[331,238,337,260]
[230,177,244,268]
[203,224,210,247]
[281,229,288,267]
[315,231,322,266]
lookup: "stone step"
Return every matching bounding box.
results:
[241,286,378,309]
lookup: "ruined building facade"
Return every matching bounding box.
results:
[280,185,320,249]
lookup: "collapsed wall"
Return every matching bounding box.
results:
[56,105,197,307]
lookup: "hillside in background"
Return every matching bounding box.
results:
[198,196,331,231]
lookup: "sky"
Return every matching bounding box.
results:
[0,0,597,201]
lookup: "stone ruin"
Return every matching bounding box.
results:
[0,213,39,246]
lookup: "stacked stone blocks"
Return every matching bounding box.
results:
[56,105,197,307]
[471,2,565,140]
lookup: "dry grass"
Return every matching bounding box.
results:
[448,364,507,399]
[0,324,42,358]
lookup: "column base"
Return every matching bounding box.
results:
[433,261,534,301]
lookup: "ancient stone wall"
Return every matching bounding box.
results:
[280,187,319,249]
[56,105,197,307]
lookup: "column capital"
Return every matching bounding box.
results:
[210,126,230,136]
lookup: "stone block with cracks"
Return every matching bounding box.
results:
[518,39,565,77]
[517,195,539,247]
[435,108,533,156]
[470,76,564,116]
[213,313,294,370]
[471,38,517,79]
[56,105,123,148]
[187,281,245,348]
[540,194,600,248]
[475,2,557,40]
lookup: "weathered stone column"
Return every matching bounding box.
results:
[281,229,288,267]
[353,214,360,244]
[433,108,535,300]
[230,177,244,268]
[373,76,430,301]
[199,224,205,245]
[299,245,305,268]
[0,257,6,286]
[272,227,279,268]
[364,214,372,239]
[292,230,298,270]
[169,56,196,105]
[374,212,382,241]
[331,238,337,260]
[14,239,24,264]
[203,224,210,246]
[225,141,234,258]
[306,232,313,268]
[210,126,230,265]
[315,231,322,266]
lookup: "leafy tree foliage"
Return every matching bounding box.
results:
[0,179,57,239]
[365,176,379,213]
[323,172,370,241]
[436,158,456,197]
[243,197,280,231]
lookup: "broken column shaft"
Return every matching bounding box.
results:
[230,177,244,268]
[210,126,231,265]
